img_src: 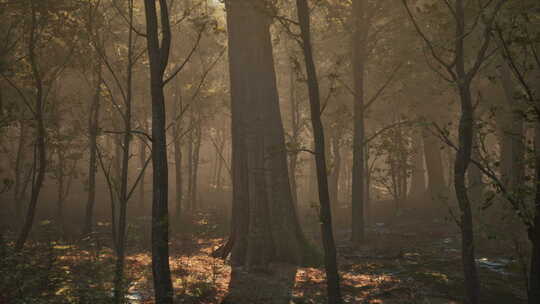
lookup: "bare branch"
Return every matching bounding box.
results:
[163,23,206,86]
[363,120,415,146]
[364,63,403,110]
[0,73,36,116]
[103,130,153,143]
[401,0,457,80]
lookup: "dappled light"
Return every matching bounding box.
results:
[1,0,539,303]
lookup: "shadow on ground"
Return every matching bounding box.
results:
[221,263,297,304]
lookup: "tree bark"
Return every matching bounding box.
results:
[173,81,183,222]
[113,2,134,302]
[329,134,341,220]
[225,0,312,268]
[454,2,480,303]
[289,56,300,209]
[84,65,102,235]
[15,2,47,251]
[529,122,540,304]
[192,120,201,210]
[13,121,27,222]
[351,0,367,244]
[139,134,147,212]
[296,0,342,302]
[187,107,194,211]
[143,0,174,302]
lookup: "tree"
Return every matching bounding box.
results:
[222,0,314,269]
[143,0,174,302]
[403,1,505,302]
[2,0,77,251]
[296,0,342,302]
[83,0,103,236]
[351,0,368,244]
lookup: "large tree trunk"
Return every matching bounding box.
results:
[83,65,102,235]
[225,0,312,269]
[143,0,173,302]
[296,0,342,302]
[351,0,367,244]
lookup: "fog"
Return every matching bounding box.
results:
[1,1,539,303]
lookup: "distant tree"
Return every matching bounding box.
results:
[0,0,79,251]
[82,0,104,236]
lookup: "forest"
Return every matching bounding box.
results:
[0,0,539,303]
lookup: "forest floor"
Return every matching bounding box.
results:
[1,207,528,304]
[123,209,527,304]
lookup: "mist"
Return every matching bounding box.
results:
[1,0,539,303]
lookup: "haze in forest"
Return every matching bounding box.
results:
[1,0,539,304]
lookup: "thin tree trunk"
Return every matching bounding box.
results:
[296,0,342,302]
[13,121,27,222]
[173,81,183,221]
[113,2,134,302]
[289,58,300,209]
[529,122,540,304]
[364,145,371,223]
[56,150,66,234]
[139,136,146,212]
[215,133,225,190]
[329,135,341,221]
[454,3,479,303]
[84,65,102,235]
[351,0,367,244]
[143,0,174,302]
[187,109,194,211]
[192,121,201,210]
[15,3,47,251]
